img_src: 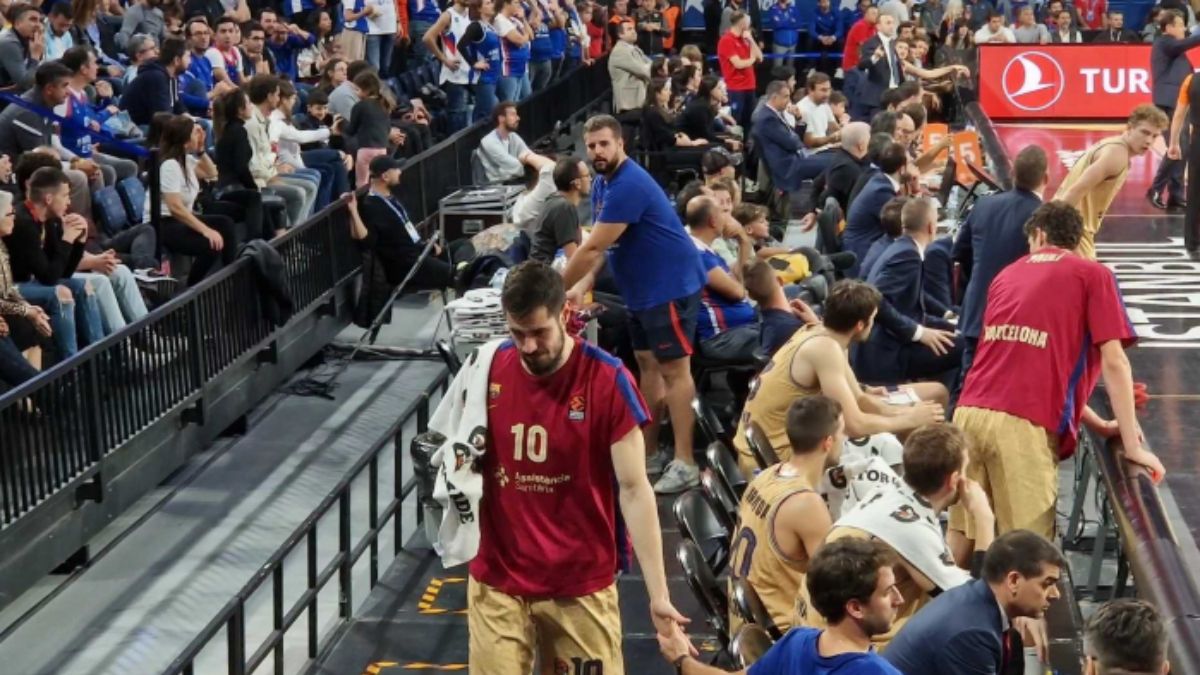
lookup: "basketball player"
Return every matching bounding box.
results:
[949,202,1165,558]
[1054,104,1169,260]
[728,396,842,635]
[796,425,994,647]
[732,280,944,479]
[468,262,689,675]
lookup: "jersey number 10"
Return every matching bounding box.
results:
[511,423,549,463]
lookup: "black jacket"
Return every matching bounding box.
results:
[1152,31,1200,108]
[215,120,259,191]
[238,240,294,326]
[123,60,183,125]
[3,204,84,284]
[1092,27,1139,43]
[814,147,867,213]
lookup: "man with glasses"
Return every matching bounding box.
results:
[240,21,275,75]
[123,33,159,86]
[181,17,238,117]
[751,80,834,196]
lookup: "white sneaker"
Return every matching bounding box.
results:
[646,448,673,475]
[653,460,700,495]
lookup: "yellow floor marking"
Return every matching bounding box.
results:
[416,576,468,615]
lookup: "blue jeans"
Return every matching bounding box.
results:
[728,89,756,129]
[75,266,148,334]
[409,19,435,63]
[0,335,37,386]
[445,82,469,133]
[302,149,349,208]
[18,279,104,357]
[366,34,395,78]
[529,59,552,92]
[497,76,523,104]
[472,81,498,124]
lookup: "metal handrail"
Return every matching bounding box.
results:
[964,99,1014,191]
[1089,391,1200,670]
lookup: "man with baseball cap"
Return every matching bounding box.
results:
[347,155,455,290]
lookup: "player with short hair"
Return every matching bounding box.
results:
[1084,598,1170,674]
[468,261,689,674]
[949,202,1165,559]
[660,538,904,674]
[1054,104,1169,259]
[727,395,843,634]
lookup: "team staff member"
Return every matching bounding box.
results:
[563,114,707,494]
[949,203,1165,559]
[1054,105,1168,260]
[728,396,842,635]
[469,262,690,674]
[1148,9,1200,211]
[1166,70,1200,254]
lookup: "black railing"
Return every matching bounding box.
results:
[964,99,1014,191]
[0,197,360,530]
[164,373,448,675]
[1088,392,1200,671]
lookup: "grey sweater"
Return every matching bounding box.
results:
[0,29,36,90]
[116,3,166,51]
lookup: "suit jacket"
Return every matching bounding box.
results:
[1092,27,1139,43]
[856,235,934,382]
[952,188,1041,339]
[814,147,868,213]
[609,40,652,114]
[855,34,900,110]
[1152,31,1200,108]
[923,236,956,315]
[886,579,1011,675]
[751,103,831,192]
[842,171,896,277]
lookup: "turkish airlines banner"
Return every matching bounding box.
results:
[978,44,1162,120]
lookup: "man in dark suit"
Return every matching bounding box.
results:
[855,197,961,388]
[813,120,871,213]
[751,80,833,193]
[853,12,900,120]
[922,236,956,317]
[1149,8,1200,209]
[886,530,1066,675]
[1091,10,1138,42]
[843,140,906,276]
[951,146,1047,401]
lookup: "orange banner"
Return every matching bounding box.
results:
[921,123,950,163]
[951,130,983,186]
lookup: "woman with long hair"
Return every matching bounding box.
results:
[212,93,284,237]
[270,79,352,210]
[158,115,239,286]
[641,77,706,152]
[459,0,503,124]
[70,0,126,82]
[347,70,395,186]
[493,0,533,103]
[297,10,340,80]
[316,58,348,95]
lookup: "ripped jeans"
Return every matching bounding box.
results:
[17,278,105,357]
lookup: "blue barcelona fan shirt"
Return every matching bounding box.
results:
[750,628,903,675]
[591,157,704,311]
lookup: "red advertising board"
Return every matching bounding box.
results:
[977,44,1191,120]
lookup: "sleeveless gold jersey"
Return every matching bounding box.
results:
[1052,137,1130,260]
[728,465,815,634]
[733,324,825,476]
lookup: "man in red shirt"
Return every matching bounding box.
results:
[468,261,690,674]
[947,202,1165,561]
[717,10,762,129]
[842,4,878,74]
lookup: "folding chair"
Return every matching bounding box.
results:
[730,578,784,641]
[745,421,780,470]
[706,441,747,500]
[676,539,731,652]
[673,488,731,575]
[730,624,774,669]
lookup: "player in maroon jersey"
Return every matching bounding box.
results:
[468,261,691,674]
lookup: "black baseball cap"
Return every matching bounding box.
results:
[701,148,741,175]
[369,155,406,177]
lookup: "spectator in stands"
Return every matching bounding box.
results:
[1050,7,1083,41]
[886,530,1064,675]
[808,0,843,76]
[842,3,878,91]
[360,0,397,77]
[858,195,905,279]
[458,0,503,125]
[340,0,369,63]
[1093,10,1137,42]
[5,167,104,354]
[687,195,758,362]
[854,12,900,120]
[1012,6,1050,43]
[116,0,165,52]
[185,0,250,25]
[70,0,126,81]
[798,425,991,647]
[158,115,239,286]
[265,19,314,83]
[768,0,803,62]
[0,190,49,384]
[529,156,590,263]
[241,22,276,76]
[753,81,833,196]
[731,280,945,477]
[125,36,192,127]
[952,146,1048,401]
[843,141,906,275]
[857,197,961,388]
[1142,7,1161,42]
[1074,0,1106,30]
[44,2,74,60]
[182,17,238,117]
[270,80,350,210]
[245,74,320,224]
[510,150,557,233]
[727,395,841,635]
[422,0,469,133]
[663,537,905,675]
[315,58,348,96]
[608,18,650,117]
[494,0,533,103]
[640,77,707,153]
[58,47,140,186]
[632,0,663,55]
[478,101,536,183]
[349,156,455,290]
[346,70,396,187]
[295,10,337,79]
[814,120,870,215]
[328,59,371,119]
[409,0,441,63]
[974,10,1015,42]
[213,93,283,239]
[717,10,761,128]
[680,75,740,149]
[744,258,819,356]
[526,2,555,92]
[122,33,160,86]
[798,72,843,151]
[563,114,707,493]
[207,16,245,86]
[1084,599,1170,674]
[0,4,44,91]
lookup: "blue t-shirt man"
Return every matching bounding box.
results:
[695,240,757,341]
[750,627,903,675]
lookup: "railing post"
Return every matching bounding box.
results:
[307,527,318,659]
[273,565,284,674]
[369,455,379,588]
[338,490,353,618]
[182,300,206,426]
[395,429,405,555]
[82,359,105,463]
[227,602,246,675]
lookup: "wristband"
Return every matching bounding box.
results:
[674,655,688,674]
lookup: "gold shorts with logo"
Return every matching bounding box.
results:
[468,577,624,675]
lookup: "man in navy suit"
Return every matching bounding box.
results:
[951,146,1048,400]
[751,80,833,193]
[853,12,900,120]
[886,530,1065,675]
[843,140,907,277]
[856,197,961,390]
